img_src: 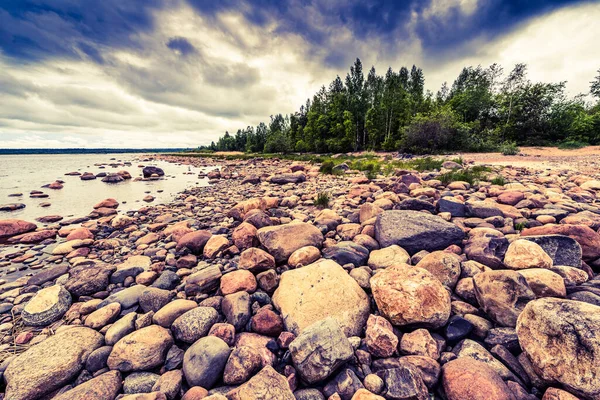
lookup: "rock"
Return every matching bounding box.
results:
[22,285,72,326]
[289,317,354,384]
[172,306,220,343]
[365,314,398,358]
[124,372,160,394]
[223,345,263,385]
[183,336,231,389]
[251,308,284,337]
[85,302,121,329]
[466,201,503,218]
[517,298,600,399]
[367,245,410,269]
[542,388,580,400]
[107,325,173,372]
[227,365,295,400]
[102,174,124,183]
[176,230,212,254]
[112,255,152,284]
[374,210,464,254]
[0,219,37,238]
[153,299,197,327]
[376,365,429,400]
[399,328,439,360]
[521,224,600,260]
[273,259,370,336]
[257,222,324,263]
[65,263,114,297]
[323,241,369,266]
[323,368,365,399]
[473,270,535,327]
[269,172,306,184]
[13,229,57,244]
[518,269,566,298]
[504,240,553,270]
[139,287,172,313]
[27,263,69,286]
[94,198,119,209]
[203,235,230,259]
[370,264,450,328]
[351,389,385,400]
[464,230,509,269]
[222,291,251,331]
[143,166,165,178]
[97,284,146,309]
[521,235,582,268]
[442,358,516,400]
[232,222,258,250]
[0,203,26,212]
[152,369,182,400]
[4,326,104,400]
[288,246,321,267]
[238,247,276,273]
[415,251,461,289]
[454,339,515,381]
[184,266,222,296]
[53,370,122,400]
[105,313,137,345]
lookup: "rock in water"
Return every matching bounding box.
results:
[4,326,104,400]
[143,166,165,178]
[183,336,231,389]
[107,325,173,372]
[517,298,600,399]
[0,219,37,238]
[289,318,354,384]
[227,366,295,400]
[257,222,323,263]
[442,358,515,400]
[370,264,451,328]
[22,285,72,326]
[272,259,370,336]
[374,210,464,254]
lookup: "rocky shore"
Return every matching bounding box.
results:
[0,153,600,400]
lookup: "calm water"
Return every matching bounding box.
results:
[0,153,212,222]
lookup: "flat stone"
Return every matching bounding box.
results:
[22,285,72,326]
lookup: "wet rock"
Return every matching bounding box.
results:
[143,166,165,178]
[374,210,464,254]
[289,317,354,384]
[22,284,72,326]
[0,219,37,238]
[273,259,370,336]
[4,326,104,400]
[371,264,450,328]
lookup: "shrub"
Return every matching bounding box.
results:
[490,176,506,186]
[319,160,335,174]
[500,142,520,156]
[400,107,468,154]
[557,140,588,149]
[439,167,490,186]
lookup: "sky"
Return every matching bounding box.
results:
[0,0,598,148]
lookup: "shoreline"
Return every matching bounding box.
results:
[0,152,599,399]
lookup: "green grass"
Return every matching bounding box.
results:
[499,142,520,156]
[439,166,492,186]
[514,222,526,231]
[557,140,588,150]
[490,176,506,186]
[315,192,330,208]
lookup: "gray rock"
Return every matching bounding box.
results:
[111,255,151,284]
[27,264,69,286]
[143,166,165,178]
[222,291,251,331]
[22,285,72,326]
[85,345,113,373]
[375,210,464,254]
[139,287,173,313]
[172,306,220,343]
[323,369,364,400]
[124,372,160,394]
[376,365,429,400]
[294,389,326,400]
[396,198,436,213]
[289,317,354,384]
[437,197,466,217]
[269,173,306,184]
[105,312,137,345]
[65,262,114,297]
[183,336,231,389]
[466,202,503,218]
[521,235,582,268]
[322,241,369,266]
[151,270,181,290]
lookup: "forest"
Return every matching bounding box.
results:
[202,59,600,154]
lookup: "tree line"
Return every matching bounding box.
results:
[202,59,600,154]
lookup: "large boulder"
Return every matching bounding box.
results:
[22,285,72,326]
[143,166,165,178]
[521,224,600,260]
[272,259,370,337]
[517,298,600,399]
[4,327,104,400]
[370,264,451,328]
[503,240,553,270]
[107,325,173,372]
[289,318,354,384]
[0,219,37,238]
[257,222,323,263]
[374,210,464,254]
[473,270,535,327]
[520,235,582,268]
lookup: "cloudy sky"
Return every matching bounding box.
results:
[0,0,598,148]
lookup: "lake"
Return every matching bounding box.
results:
[0,153,213,222]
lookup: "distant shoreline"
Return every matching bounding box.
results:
[0,148,191,155]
